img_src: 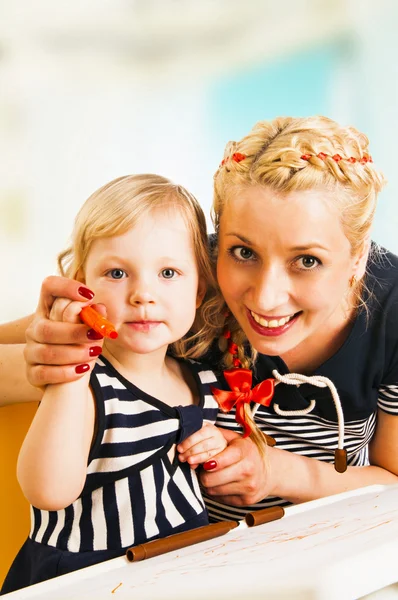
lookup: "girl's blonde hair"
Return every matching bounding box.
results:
[58,173,220,359]
[210,116,386,455]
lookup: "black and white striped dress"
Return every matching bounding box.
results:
[2,356,220,594]
[204,248,398,522]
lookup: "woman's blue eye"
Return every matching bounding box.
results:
[296,256,320,270]
[161,268,176,279]
[108,269,126,279]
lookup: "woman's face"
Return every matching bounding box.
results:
[217,185,362,360]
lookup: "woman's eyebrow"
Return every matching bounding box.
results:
[289,244,329,252]
[225,234,329,252]
[225,233,252,244]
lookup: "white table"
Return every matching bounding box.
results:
[5,485,398,600]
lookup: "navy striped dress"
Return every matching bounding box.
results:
[1,356,220,594]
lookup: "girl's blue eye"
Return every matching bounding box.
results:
[296,256,320,270]
[161,268,176,279]
[108,269,126,279]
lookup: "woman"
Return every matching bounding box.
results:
[2,116,398,518]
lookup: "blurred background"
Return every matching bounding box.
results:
[1,0,397,322]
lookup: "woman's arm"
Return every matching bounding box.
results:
[24,276,103,388]
[0,315,42,406]
[17,376,95,511]
[0,344,43,406]
[0,276,102,406]
[200,416,398,506]
[0,315,34,344]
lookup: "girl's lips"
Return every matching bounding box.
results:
[126,321,161,332]
[246,308,300,337]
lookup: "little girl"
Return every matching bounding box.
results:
[2,174,226,593]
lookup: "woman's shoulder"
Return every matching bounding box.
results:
[365,244,398,313]
[367,244,398,286]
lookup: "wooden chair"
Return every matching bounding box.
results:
[0,403,38,586]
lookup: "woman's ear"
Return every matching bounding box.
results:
[354,237,371,280]
[196,278,207,308]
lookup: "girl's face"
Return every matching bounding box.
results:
[217,185,364,364]
[83,207,204,364]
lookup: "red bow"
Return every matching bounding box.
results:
[211,369,275,437]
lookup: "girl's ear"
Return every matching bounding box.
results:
[196,278,207,309]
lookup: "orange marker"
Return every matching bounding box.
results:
[80,306,118,339]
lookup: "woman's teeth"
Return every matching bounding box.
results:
[250,311,293,328]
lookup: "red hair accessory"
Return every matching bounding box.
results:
[232,152,246,163]
[301,152,373,164]
[226,337,241,368]
[211,370,275,437]
[219,152,246,167]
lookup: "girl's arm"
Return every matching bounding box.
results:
[17,376,95,511]
[200,411,398,506]
[17,297,98,511]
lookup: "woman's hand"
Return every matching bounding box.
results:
[177,423,227,468]
[199,429,272,506]
[24,276,104,388]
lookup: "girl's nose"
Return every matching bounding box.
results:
[129,280,156,305]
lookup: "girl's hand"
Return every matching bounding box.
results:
[49,297,88,325]
[24,276,105,388]
[199,429,273,506]
[177,423,227,468]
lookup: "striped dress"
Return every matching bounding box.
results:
[2,356,220,594]
[204,247,398,522]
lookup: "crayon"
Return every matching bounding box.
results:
[80,306,118,339]
[244,505,285,527]
[126,519,239,562]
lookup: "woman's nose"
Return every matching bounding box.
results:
[252,267,290,310]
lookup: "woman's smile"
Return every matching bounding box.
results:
[247,308,301,337]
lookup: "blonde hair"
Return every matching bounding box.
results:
[58,173,220,359]
[210,116,386,455]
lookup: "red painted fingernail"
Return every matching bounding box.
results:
[78,286,95,300]
[203,460,217,471]
[87,329,104,340]
[89,346,102,357]
[75,364,90,374]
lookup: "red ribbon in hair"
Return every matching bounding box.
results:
[211,369,275,437]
